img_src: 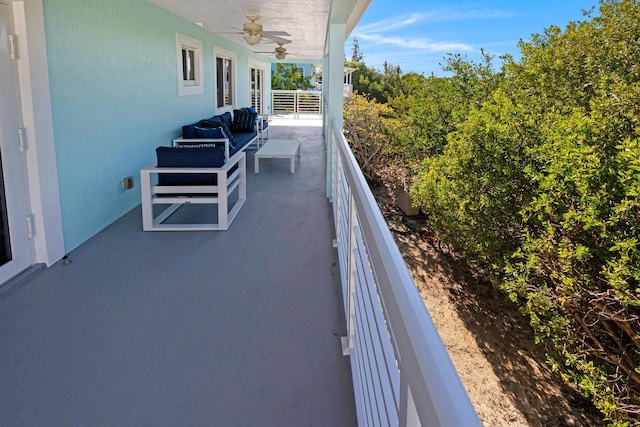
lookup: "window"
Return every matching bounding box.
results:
[297,66,305,76]
[215,47,236,110]
[216,57,232,107]
[250,60,266,114]
[182,48,196,84]
[176,33,203,96]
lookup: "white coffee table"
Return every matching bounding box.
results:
[254,139,300,173]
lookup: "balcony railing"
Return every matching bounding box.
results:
[330,120,481,426]
[271,90,322,116]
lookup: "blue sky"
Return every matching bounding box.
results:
[347,0,598,75]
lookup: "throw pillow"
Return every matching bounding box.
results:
[194,126,225,139]
[232,108,257,132]
[219,112,232,129]
[197,120,236,149]
[182,124,197,139]
[231,108,243,131]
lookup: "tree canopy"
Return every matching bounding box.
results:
[271,63,313,90]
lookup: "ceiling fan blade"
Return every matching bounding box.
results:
[260,30,290,37]
[260,34,292,44]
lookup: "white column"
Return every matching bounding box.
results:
[325,22,346,198]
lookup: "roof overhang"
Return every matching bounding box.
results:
[146,0,370,62]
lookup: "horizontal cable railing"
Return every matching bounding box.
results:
[271,90,321,116]
[331,120,481,427]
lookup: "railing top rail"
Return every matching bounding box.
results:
[272,89,322,95]
[331,119,481,427]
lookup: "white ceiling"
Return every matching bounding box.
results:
[147,0,333,61]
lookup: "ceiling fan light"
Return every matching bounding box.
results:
[244,34,261,45]
[243,22,262,34]
[276,53,286,60]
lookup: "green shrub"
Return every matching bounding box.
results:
[411,0,640,422]
[343,93,399,184]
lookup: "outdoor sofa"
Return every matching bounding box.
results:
[172,108,265,161]
[140,145,246,231]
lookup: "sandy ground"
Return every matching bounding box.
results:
[372,187,604,427]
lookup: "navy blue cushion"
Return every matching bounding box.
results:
[212,112,232,129]
[231,109,243,130]
[194,126,226,139]
[248,106,257,114]
[200,118,223,127]
[231,131,257,155]
[156,146,225,186]
[233,108,257,132]
[198,120,236,149]
[202,116,226,129]
[182,124,197,139]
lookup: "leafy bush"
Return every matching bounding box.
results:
[411,0,640,423]
[343,93,400,184]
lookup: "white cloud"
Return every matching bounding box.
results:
[349,4,516,74]
[356,13,427,34]
[356,33,472,53]
[355,7,514,34]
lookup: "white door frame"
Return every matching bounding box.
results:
[4,0,64,277]
[0,0,33,282]
[248,59,267,114]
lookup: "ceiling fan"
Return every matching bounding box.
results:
[255,42,303,60]
[233,14,291,46]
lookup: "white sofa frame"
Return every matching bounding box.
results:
[140,151,246,231]
[258,114,269,145]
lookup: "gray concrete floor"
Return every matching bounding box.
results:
[0,118,357,427]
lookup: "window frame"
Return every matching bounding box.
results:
[176,33,203,96]
[214,46,236,113]
[249,58,267,114]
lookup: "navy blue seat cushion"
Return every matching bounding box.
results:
[230,131,257,155]
[156,146,225,186]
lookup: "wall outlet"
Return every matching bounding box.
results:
[122,176,134,190]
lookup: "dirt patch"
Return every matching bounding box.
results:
[371,186,604,427]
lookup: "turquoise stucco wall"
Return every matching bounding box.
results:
[42,0,253,251]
